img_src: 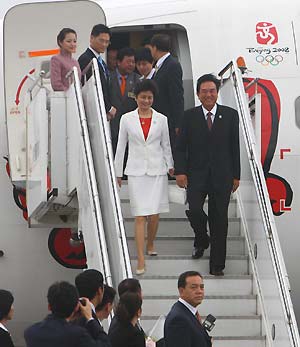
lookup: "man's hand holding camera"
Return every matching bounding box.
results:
[78,297,93,321]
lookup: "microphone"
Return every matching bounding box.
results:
[202,314,216,331]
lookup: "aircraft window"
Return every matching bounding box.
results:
[110,24,194,110]
[295,96,300,129]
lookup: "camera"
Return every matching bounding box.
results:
[202,314,216,332]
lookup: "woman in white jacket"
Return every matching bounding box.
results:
[115,80,174,275]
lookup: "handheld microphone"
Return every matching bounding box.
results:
[202,314,216,331]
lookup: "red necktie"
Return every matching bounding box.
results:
[207,112,213,130]
[120,75,126,96]
[195,311,202,323]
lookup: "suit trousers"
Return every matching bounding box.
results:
[187,178,231,271]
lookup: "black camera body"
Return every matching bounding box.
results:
[202,314,216,332]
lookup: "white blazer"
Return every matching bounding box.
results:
[114,109,174,177]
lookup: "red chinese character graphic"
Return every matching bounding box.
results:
[256,22,278,45]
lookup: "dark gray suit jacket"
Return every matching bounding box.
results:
[109,70,140,147]
[152,55,184,129]
[164,301,211,347]
[78,48,112,113]
[175,104,240,192]
[24,314,107,347]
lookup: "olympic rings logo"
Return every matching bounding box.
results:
[256,54,283,66]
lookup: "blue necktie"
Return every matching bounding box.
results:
[97,56,109,80]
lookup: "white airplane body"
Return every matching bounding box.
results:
[0,0,300,345]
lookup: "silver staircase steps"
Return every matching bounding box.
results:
[119,182,265,347]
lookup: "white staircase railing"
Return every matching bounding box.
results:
[218,60,300,347]
[81,58,132,284]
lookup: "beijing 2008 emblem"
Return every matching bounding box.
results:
[256,22,278,45]
[245,22,290,67]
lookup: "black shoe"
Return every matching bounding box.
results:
[209,269,224,276]
[203,236,210,250]
[192,247,205,259]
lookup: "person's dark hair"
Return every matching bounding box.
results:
[95,285,116,311]
[196,73,221,93]
[118,278,141,297]
[117,47,135,62]
[135,48,153,64]
[47,282,78,318]
[75,269,104,300]
[178,271,203,289]
[142,36,152,47]
[115,292,142,324]
[0,290,14,320]
[91,24,111,38]
[134,79,158,98]
[150,34,171,52]
[57,28,77,47]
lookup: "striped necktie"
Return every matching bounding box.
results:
[207,112,213,130]
[195,311,202,323]
[97,56,109,80]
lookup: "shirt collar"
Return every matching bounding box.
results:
[0,322,8,332]
[156,52,171,69]
[146,68,155,79]
[178,298,198,315]
[89,46,101,60]
[90,302,96,313]
[202,104,217,117]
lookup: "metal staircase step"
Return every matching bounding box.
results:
[139,275,253,296]
[127,235,246,256]
[142,295,257,316]
[212,336,266,347]
[119,182,266,347]
[121,199,237,218]
[124,217,241,236]
[140,315,262,337]
[131,255,249,276]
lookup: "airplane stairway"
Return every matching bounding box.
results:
[116,60,300,347]
[119,182,265,347]
[20,58,300,347]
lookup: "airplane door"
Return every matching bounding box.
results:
[4,0,106,183]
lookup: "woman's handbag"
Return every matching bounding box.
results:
[168,184,187,205]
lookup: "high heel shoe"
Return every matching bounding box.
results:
[146,250,158,256]
[136,268,145,275]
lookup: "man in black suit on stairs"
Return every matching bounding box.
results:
[175,74,240,276]
[150,34,184,153]
[164,271,212,347]
[78,24,116,120]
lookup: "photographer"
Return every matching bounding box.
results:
[24,281,106,347]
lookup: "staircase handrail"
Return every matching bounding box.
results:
[218,60,300,346]
[91,58,132,279]
[71,66,113,286]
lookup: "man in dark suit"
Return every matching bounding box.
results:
[75,270,111,347]
[78,24,116,120]
[150,33,184,152]
[164,271,212,347]
[175,74,240,276]
[109,47,140,154]
[24,281,106,347]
